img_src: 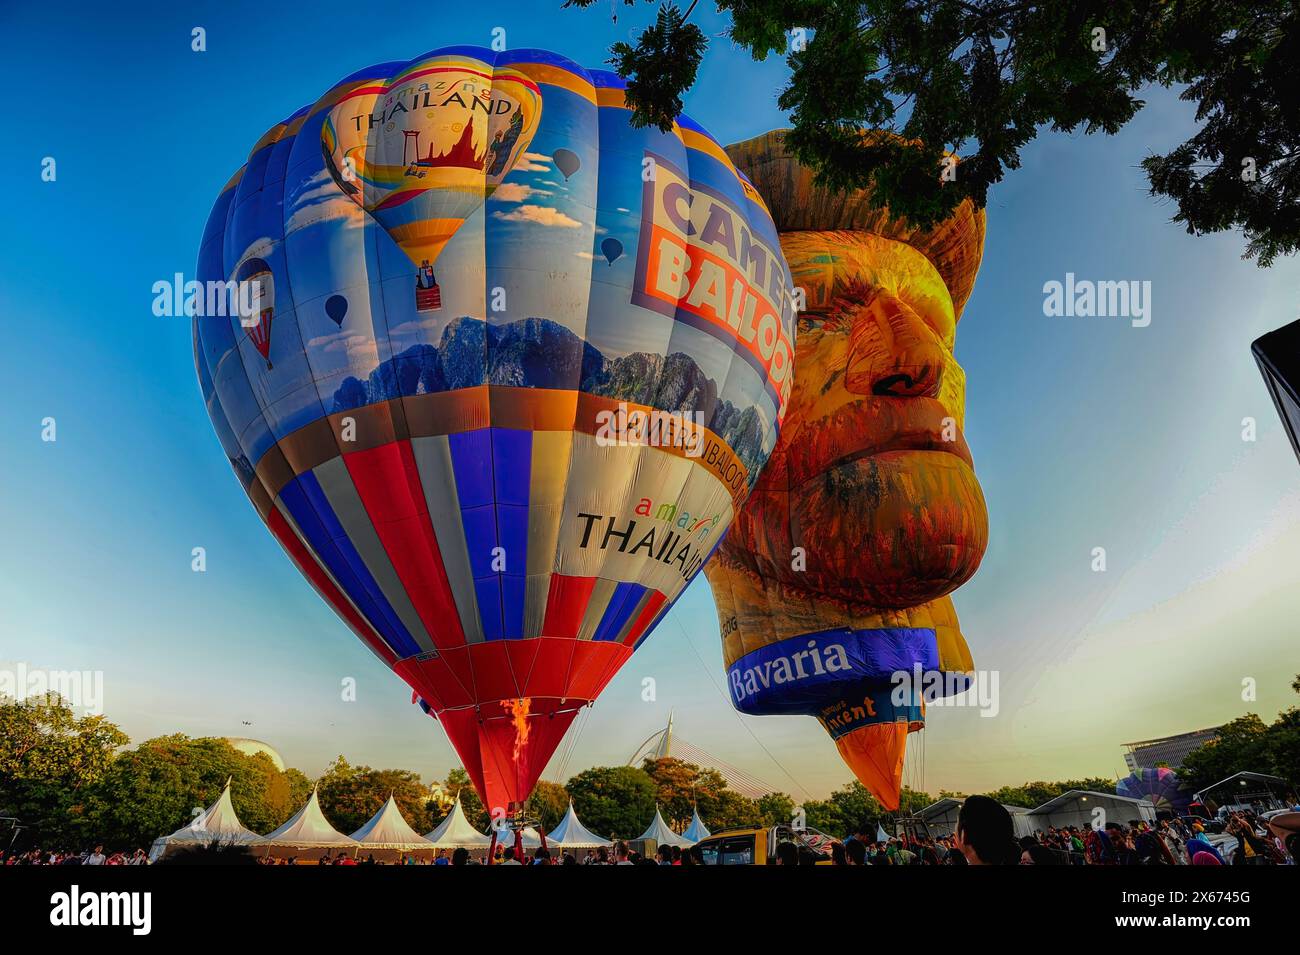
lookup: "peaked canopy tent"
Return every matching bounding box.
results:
[547,801,612,849]
[681,807,711,844]
[1193,771,1297,814]
[148,778,263,862]
[636,806,694,849]
[349,794,435,860]
[260,787,358,861]
[1026,790,1156,832]
[424,796,492,850]
[910,797,1034,839]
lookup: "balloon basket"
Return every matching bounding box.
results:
[416,284,442,311]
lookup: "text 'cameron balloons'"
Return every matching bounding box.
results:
[600,236,623,265]
[194,46,796,815]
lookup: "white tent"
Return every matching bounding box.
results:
[1026,790,1157,832]
[636,805,693,848]
[261,787,357,851]
[148,777,263,862]
[349,794,432,850]
[492,825,546,850]
[547,801,612,848]
[681,807,711,843]
[424,796,492,848]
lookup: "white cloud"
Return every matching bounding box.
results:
[492,204,583,228]
[514,151,553,172]
[493,182,553,203]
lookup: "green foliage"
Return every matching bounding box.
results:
[525,779,571,832]
[567,0,1300,265]
[432,767,489,831]
[640,756,729,828]
[1179,711,1299,790]
[565,764,658,839]
[568,1,708,133]
[316,755,434,834]
[0,692,127,847]
[755,791,796,826]
[984,778,1116,809]
[86,735,300,850]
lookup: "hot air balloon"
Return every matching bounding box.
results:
[599,236,623,265]
[325,294,348,326]
[703,131,988,810]
[1117,768,1189,812]
[194,47,795,819]
[552,147,580,180]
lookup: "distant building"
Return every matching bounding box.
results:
[1121,727,1221,772]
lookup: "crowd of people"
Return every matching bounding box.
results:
[1,845,149,866]
[6,798,1296,866]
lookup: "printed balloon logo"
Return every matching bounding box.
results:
[322,54,542,275]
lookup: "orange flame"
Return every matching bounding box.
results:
[506,698,531,765]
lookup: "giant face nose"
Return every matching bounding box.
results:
[845,289,947,398]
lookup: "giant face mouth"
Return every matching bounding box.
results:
[781,396,973,489]
[752,396,987,609]
[788,446,988,608]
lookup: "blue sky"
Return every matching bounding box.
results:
[2,1,1298,802]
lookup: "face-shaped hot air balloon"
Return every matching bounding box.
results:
[194,47,795,818]
[703,131,988,810]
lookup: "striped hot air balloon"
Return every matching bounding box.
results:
[194,46,795,816]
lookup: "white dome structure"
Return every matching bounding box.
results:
[223,737,286,772]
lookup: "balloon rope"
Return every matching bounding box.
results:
[673,612,816,802]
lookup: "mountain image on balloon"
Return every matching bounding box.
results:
[194,46,796,816]
[327,315,771,480]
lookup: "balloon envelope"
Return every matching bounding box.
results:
[1117,768,1189,812]
[552,147,580,180]
[325,294,348,325]
[194,46,795,813]
[600,236,623,265]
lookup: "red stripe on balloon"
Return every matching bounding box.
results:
[540,574,597,639]
[621,590,668,646]
[343,440,468,651]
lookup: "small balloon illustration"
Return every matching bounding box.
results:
[325,294,348,326]
[600,236,623,265]
[552,148,580,180]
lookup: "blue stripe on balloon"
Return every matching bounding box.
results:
[592,582,647,642]
[492,429,532,505]
[449,430,494,508]
[459,505,498,579]
[474,576,504,641]
[278,474,421,658]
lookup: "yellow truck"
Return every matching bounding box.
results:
[692,825,838,865]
